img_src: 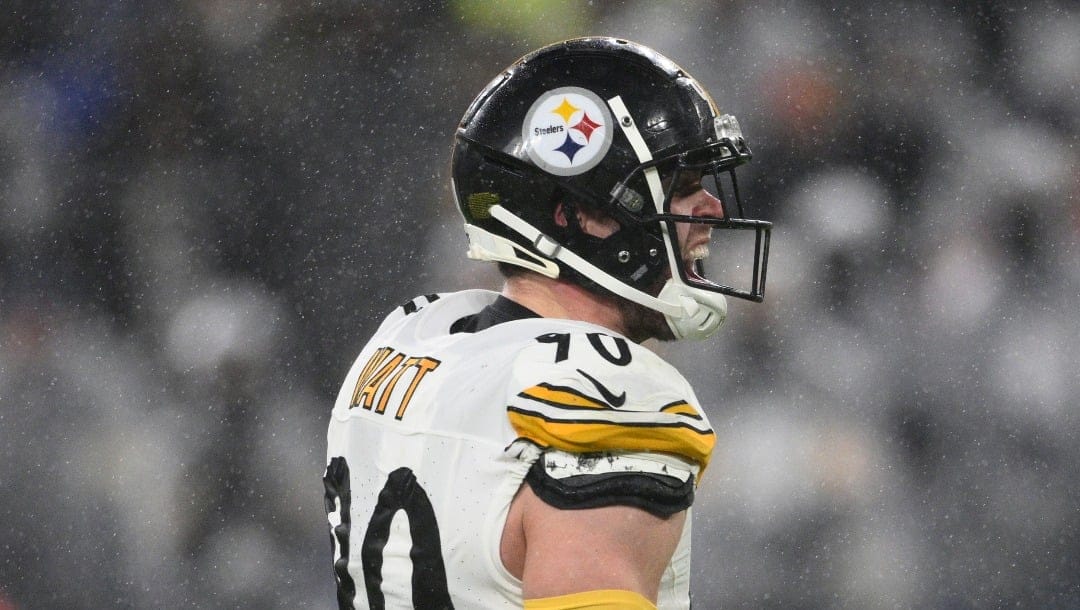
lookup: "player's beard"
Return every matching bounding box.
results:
[615,276,675,344]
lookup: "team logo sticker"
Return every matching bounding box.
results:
[522,87,613,176]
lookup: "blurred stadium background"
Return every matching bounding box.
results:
[2,1,1078,607]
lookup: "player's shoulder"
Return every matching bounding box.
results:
[382,290,495,323]
[505,322,714,472]
[509,324,694,405]
[372,290,498,338]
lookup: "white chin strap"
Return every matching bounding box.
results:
[657,280,727,340]
[473,204,728,341]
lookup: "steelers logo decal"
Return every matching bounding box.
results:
[522,87,613,176]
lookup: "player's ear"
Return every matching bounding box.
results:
[553,202,570,228]
[572,204,621,239]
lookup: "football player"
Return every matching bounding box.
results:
[324,37,771,609]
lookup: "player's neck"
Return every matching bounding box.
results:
[501,274,628,336]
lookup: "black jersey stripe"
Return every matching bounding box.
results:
[506,405,714,434]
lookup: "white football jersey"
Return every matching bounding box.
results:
[325,290,715,609]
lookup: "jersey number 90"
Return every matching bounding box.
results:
[324,457,454,609]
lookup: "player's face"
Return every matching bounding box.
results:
[668,172,725,281]
[618,174,725,344]
[566,175,726,343]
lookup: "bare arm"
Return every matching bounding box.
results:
[501,484,687,603]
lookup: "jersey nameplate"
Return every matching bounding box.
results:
[348,346,441,420]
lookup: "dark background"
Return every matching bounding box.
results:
[2,1,1078,607]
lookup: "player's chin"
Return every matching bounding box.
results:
[618,297,673,343]
[649,320,676,343]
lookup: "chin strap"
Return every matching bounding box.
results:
[479,205,728,340]
[463,222,560,278]
[657,280,727,340]
[487,205,676,316]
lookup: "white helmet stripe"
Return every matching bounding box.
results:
[606,96,685,290]
[605,96,665,211]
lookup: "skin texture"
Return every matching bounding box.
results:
[498,179,723,603]
[502,485,687,602]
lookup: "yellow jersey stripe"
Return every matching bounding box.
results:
[519,384,609,410]
[525,589,656,609]
[507,408,714,471]
[659,400,702,419]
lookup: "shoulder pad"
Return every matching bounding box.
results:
[505,330,715,472]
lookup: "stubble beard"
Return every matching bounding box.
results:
[614,276,675,344]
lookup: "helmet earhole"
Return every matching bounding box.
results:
[618,251,631,263]
[649,248,659,258]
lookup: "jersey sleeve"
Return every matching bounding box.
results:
[503,331,716,477]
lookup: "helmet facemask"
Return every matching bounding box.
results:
[627,137,772,304]
[599,109,770,321]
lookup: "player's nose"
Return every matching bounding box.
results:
[693,189,725,219]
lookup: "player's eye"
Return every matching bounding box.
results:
[677,181,702,197]
[673,174,699,196]
[668,172,703,198]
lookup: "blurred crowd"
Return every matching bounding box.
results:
[2,1,1078,608]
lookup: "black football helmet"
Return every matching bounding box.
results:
[452,37,770,339]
